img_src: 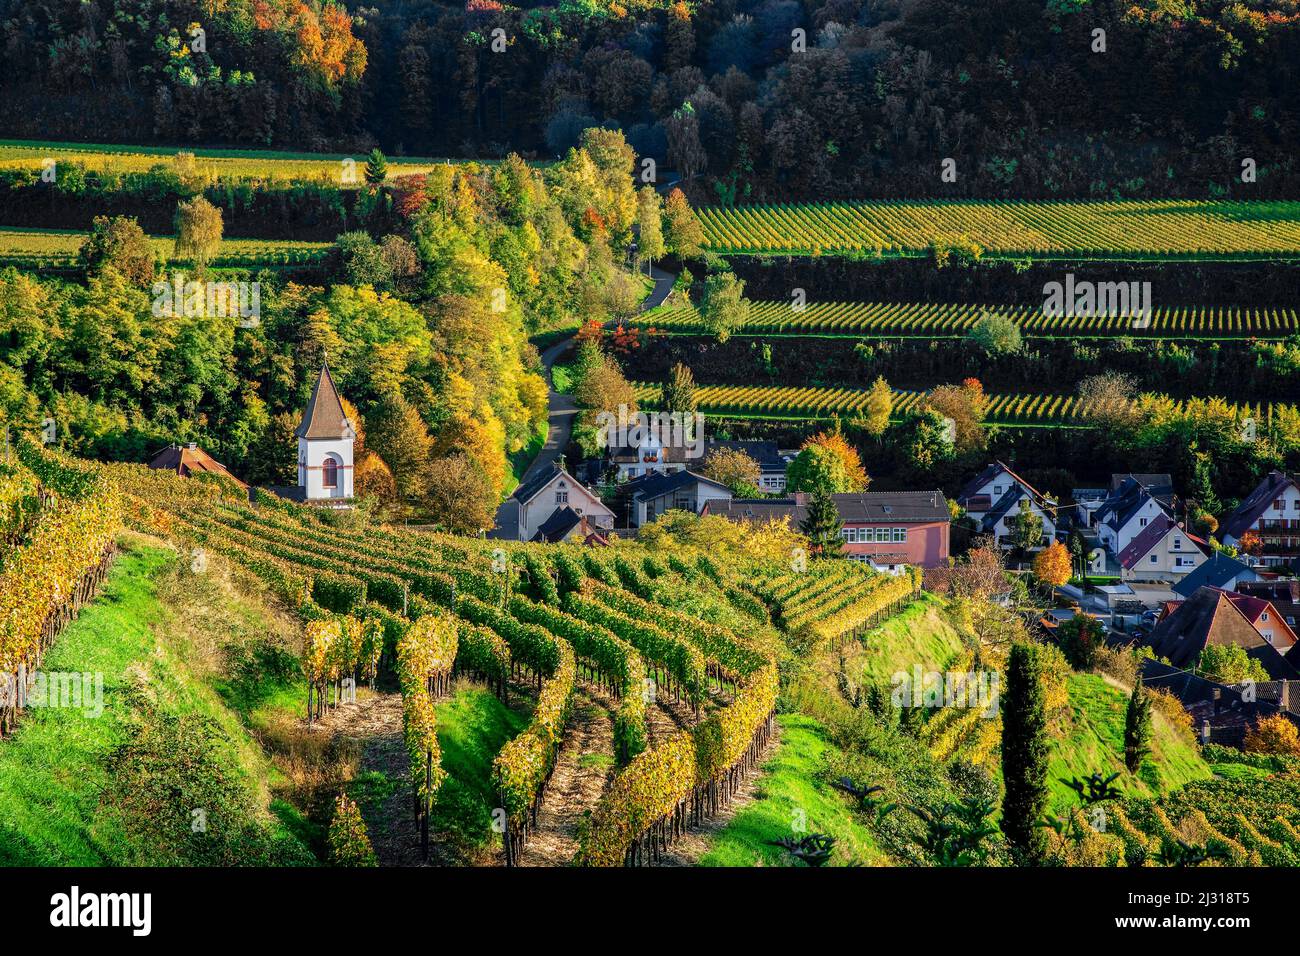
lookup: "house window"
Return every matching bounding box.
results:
[1173,537,1181,550]
[993,485,1003,495]
[875,528,888,542]
[1139,517,1148,527]
[322,457,338,488]
[840,528,850,541]
[556,490,569,504]
[1150,554,1158,563]
[1276,498,1285,511]
[1262,612,1269,622]
[893,528,907,542]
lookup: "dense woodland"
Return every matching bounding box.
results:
[3,0,1300,200]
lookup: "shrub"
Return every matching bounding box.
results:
[328,794,378,866]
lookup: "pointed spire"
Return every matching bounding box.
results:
[296,362,354,440]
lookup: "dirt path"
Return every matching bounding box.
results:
[309,690,432,866]
[516,683,616,866]
[653,721,782,867]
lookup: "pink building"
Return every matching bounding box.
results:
[704,491,950,572]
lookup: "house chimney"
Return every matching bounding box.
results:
[188,442,198,450]
[1200,720,1211,744]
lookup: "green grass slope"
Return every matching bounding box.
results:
[0,539,313,865]
[698,714,886,867]
[1045,674,1212,813]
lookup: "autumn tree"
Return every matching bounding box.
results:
[703,447,761,496]
[1237,530,1264,557]
[787,428,868,494]
[367,392,433,502]
[79,215,155,285]
[967,311,1023,355]
[665,102,707,181]
[699,271,750,343]
[423,453,497,534]
[636,186,665,273]
[923,378,988,453]
[1032,541,1071,598]
[661,361,697,414]
[663,188,704,258]
[1011,499,1046,552]
[174,195,224,273]
[855,375,892,438]
[1243,714,1300,756]
[1078,371,1140,431]
[1198,643,1268,684]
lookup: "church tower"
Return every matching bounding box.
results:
[296,362,355,504]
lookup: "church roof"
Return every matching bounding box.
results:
[296,363,353,440]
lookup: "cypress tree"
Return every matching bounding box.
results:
[1001,642,1050,863]
[799,488,844,557]
[1124,677,1153,773]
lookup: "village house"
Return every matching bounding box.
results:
[704,490,950,572]
[1219,470,1300,569]
[147,442,247,491]
[1116,515,1209,583]
[606,435,792,490]
[1144,585,1300,681]
[955,461,1055,548]
[497,463,614,543]
[1091,475,1174,555]
[1237,579,1300,635]
[1172,552,1260,598]
[623,470,733,528]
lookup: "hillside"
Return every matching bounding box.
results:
[0,538,314,865]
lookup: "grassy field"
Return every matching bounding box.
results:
[697,714,887,866]
[632,380,1287,429]
[0,139,462,184]
[0,541,312,865]
[699,199,1300,261]
[0,226,330,270]
[636,299,1300,340]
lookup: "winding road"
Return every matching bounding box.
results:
[491,264,676,539]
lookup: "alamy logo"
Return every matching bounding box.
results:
[594,404,705,459]
[50,886,151,936]
[0,667,103,718]
[891,666,1000,718]
[1042,273,1152,323]
[152,273,261,327]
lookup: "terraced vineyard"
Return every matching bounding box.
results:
[0,139,457,183]
[632,381,1292,428]
[698,200,1300,260]
[636,300,1300,339]
[101,460,919,867]
[0,227,330,270]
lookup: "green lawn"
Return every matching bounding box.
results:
[698,714,887,867]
